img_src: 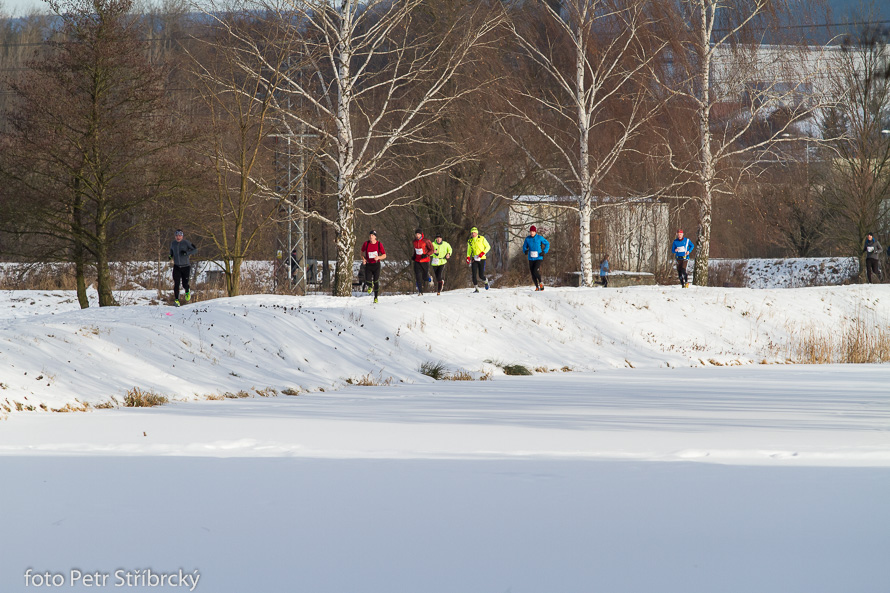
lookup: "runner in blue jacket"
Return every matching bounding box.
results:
[522,225,550,291]
[671,229,694,288]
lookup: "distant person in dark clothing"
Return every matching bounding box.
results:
[864,232,883,283]
[170,229,197,306]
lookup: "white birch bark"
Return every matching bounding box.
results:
[209,0,502,296]
[693,0,715,287]
[661,0,837,285]
[502,0,664,287]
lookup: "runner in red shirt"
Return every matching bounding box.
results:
[411,228,434,295]
[361,231,387,303]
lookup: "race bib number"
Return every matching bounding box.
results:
[867,246,874,252]
[473,256,481,261]
[367,251,378,260]
[530,251,539,258]
[415,248,423,255]
[431,258,439,265]
[676,246,686,254]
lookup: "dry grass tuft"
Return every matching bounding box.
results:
[442,370,475,381]
[502,364,533,376]
[124,388,168,408]
[419,361,449,380]
[224,390,251,399]
[788,312,890,364]
[51,401,90,413]
[708,261,749,288]
[346,373,393,386]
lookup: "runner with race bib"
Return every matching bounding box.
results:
[361,230,387,303]
[466,227,491,292]
[522,225,550,291]
[430,233,452,295]
[411,229,435,295]
[671,229,695,288]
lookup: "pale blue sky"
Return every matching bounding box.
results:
[2,0,46,15]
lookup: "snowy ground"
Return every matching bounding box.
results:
[1,368,889,592]
[1,288,889,592]
[2,285,889,414]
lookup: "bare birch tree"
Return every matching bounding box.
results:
[658,0,832,285]
[499,0,666,287]
[209,0,502,296]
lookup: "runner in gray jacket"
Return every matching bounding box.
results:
[170,230,197,305]
[864,232,883,283]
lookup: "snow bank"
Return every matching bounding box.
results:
[712,257,859,288]
[1,284,888,415]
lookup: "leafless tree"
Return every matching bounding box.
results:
[0,0,191,306]
[188,11,305,296]
[499,0,667,287]
[656,0,834,285]
[205,0,503,296]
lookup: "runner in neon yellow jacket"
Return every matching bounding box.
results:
[431,233,452,295]
[465,227,491,291]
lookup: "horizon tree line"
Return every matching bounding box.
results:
[0,0,887,304]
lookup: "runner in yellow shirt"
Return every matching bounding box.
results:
[430,233,452,295]
[465,227,491,292]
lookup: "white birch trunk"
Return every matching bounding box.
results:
[693,0,714,287]
[576,21,594,288]
[333,3,357,297]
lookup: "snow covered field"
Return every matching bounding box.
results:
[1,287,889,592]
[1,368,889,592]
[2,285,889,414]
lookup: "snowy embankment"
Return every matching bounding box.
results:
[1,284,887,415]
